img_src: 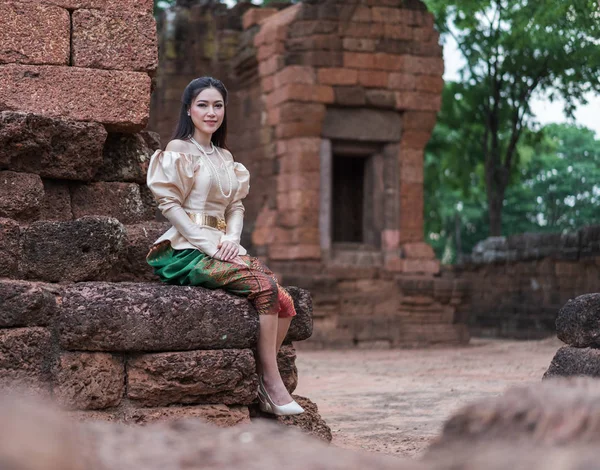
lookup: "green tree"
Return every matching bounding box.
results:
[423,0,600,235]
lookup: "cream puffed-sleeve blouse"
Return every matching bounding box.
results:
[146,149,250,257]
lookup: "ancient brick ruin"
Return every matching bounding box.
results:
[454,227,600,339]
[150,0,469,348]
[0,0,324,434]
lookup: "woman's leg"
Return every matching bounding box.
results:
[258,314,293,406]
[276,317,293,352]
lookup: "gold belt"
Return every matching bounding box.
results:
[187,212,227,232]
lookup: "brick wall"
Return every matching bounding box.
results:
[453,227,600,339]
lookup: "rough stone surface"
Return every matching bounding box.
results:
[286,286,313,342]
[16,0,153,13]
[0,397,409,470]
[106,221,170,282]
[431,377,600,449]
[543,346,600,379]
[0,112,106,180]
[72,9,158,72]
[95,132,156,184]
[277,395,332,442]
[0,280,59,327]
[0,171,44,221]
[0,64,151,132]
[53,352,125,410]
[556,293,600,347]
[121,404,250,427]
[0,217,20,278]
[71,182,154,224]
[127,349,258,407]
[20,217,126,282]
[0,327,53,395]
[322,108,402,142]
[58,282,260,351]
[40,180,72,221]
[278,344,298,394]
[0,3,69,65]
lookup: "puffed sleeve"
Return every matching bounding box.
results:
[147,150,219,257]
[221,162,250,246]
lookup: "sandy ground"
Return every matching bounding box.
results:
[294,337,562,458]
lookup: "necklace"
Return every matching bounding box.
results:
[189,137,232,198]
[189,136,215,155]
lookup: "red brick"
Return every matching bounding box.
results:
[277,172,320,191]
[381,229,400,251]
[0,3,69,66]
[358,70,389,88]
[402,111,438,132]
[276,121,322,139]
[415,75,444,94]
[401,259,440,274]
[254,25,287,48]
[242,7,278,30]
[413,26,434,42]
[278,151,320,174]
[401,242,435,260]
[402,55,444,75]
[268,83,334,106]
[383,23,413,41]
[17,0,152,13]
[352,6,372,22]
[278,208,319,228]
[396,92,441,111]
[276,138,321,157]
[342,38,376,52]
[276,189,319,212]
[371,7,402,23]
[373,52,404,71]
[343,22,374,38]
[273,66,316,87]
[0,64,151,132]
[318,68,358,86]
[269,244,321,261]
[401,130,434,149]
[288,34,341,51]
[343,52,375,69]
[277,102,326,123]
[389,72,416,90]
[253,5,300,46]
[258,55,284,77]
[261,74,275,93]
[72,10,157,72]
[257,41,286,62]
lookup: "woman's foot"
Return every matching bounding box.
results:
[261,374,293,406]
[258,375,304,416]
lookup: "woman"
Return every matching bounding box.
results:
[146,77,303,416]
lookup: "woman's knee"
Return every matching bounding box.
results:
[255,275,279,315]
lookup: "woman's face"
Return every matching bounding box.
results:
[189,87,225,136]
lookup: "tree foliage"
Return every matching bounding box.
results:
[423,0,600,235]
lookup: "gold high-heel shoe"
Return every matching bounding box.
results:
[257,376,304,416]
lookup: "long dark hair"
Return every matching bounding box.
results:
[171,77,230,150]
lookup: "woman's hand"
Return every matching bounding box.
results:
[214,240,239,262]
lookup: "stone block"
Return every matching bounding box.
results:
[415,74,444,94]
[242,7,278,30]
[365,89,396,108]
[71,182,153,224]
[267,83,334,107]
[0,280,58,328]
[323,108,401,142]
[556,293,600,347]
[0,217,20,278]
[0,327,53,394]
[0,65,151,132]
[20,216,126,282]
[57,282,261,351]
[0,171,44,221]
[0,3,69,65]
[273,66,316,87]
[121,404,251,427]
[0,112,106,180]
[401,242,435,259]
[53,352,124,410]
[72,10,158,73]
[16,0,153,12]
[396,91,442,111]
[40,179,72,221]
[127,349,257,407]
[358,70,389,88]
[278,344,298,394]
[106,221,170,282]
[334,86,366,106]
[318,68,358,86]
[286,286,314,342]
[389,72,416,90]
[544,346,600,379]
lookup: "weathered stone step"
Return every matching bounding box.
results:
[556,293,600,348]
[0,279,313,351]
[544,345,600,379]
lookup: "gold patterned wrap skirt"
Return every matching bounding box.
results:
[146,241,296,318]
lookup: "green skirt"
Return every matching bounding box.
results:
[146,241,296,318]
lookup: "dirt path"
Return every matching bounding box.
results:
[294,337,561,457]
